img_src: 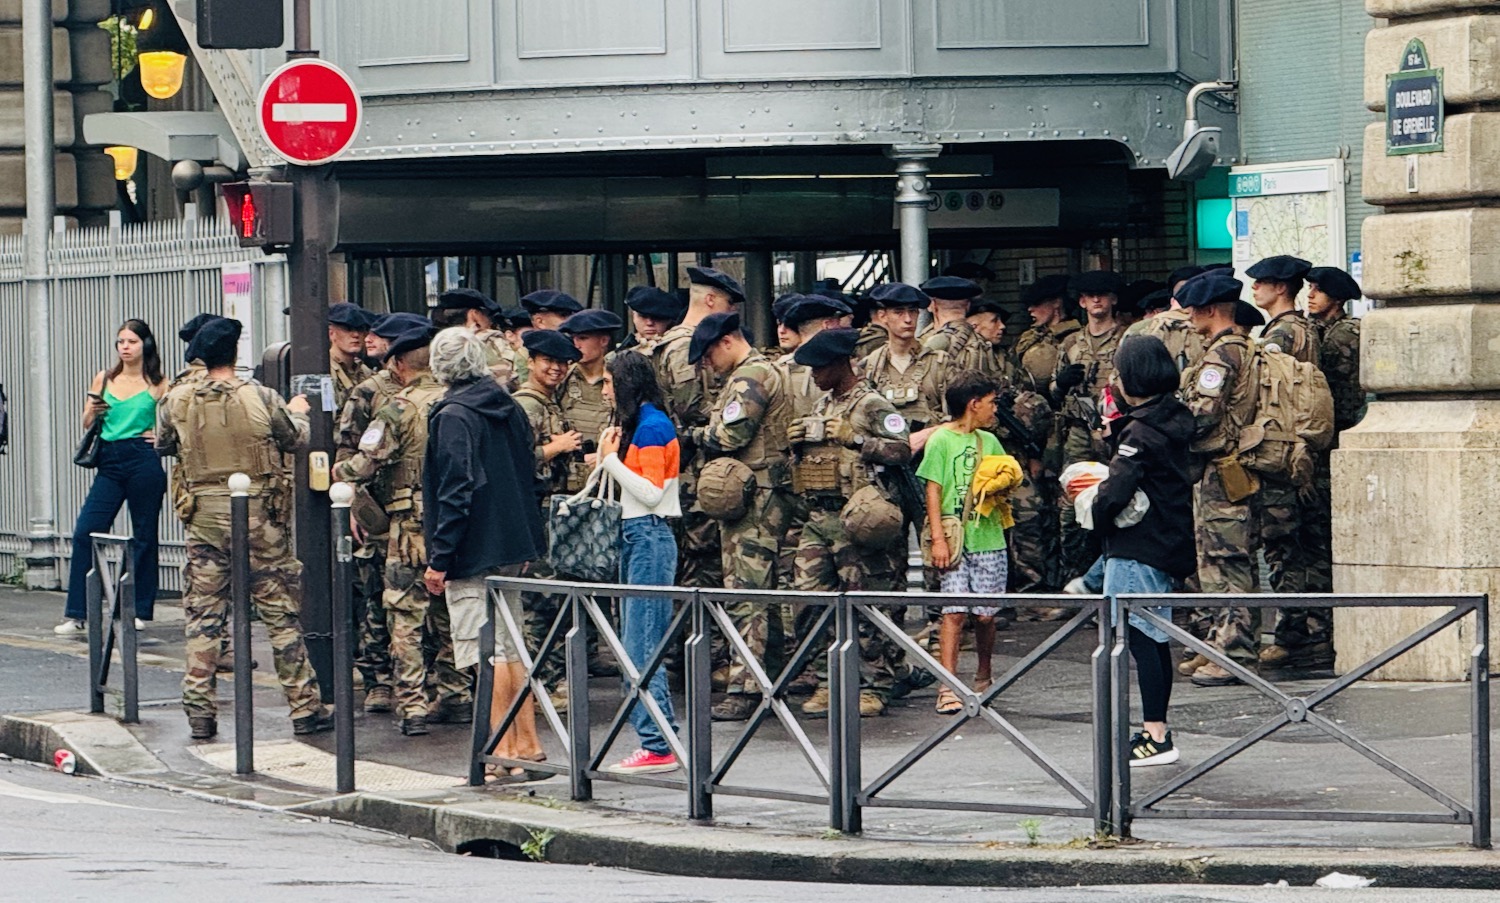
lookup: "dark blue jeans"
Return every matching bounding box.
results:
[65,438,167,620]
[620,515,680,756]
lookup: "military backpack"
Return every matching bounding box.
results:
[1234,346,1335,487]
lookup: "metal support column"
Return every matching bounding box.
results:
[887,144,941,287]
[329,483,356,794]
[742,250,774,349]
[793,252,819,291]
[601,253,629,314]
[21,0,56,586]
[665,253,680,293]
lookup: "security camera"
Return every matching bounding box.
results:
[1165,128,1221,182]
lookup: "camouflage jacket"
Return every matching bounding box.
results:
[1053,322,1125,427]
[923,318,1000,380]
[860,342,947,431]
[335,368,401,462]
[777,352,823,419]
[1316,315,1364,432]
[474,328,518,389]
[514,383,573,497]
[854,322,889,359]
[331,356,374,411]
[1260,310,1321,367]
[559,365,612,447]
[649,321,723,451]
[793,378,911,499]
[157,377,307,508]
[1126,307,1206,374]
[691,351,793,487]
[1013,320,1080,393]
[1180,330,1257,461]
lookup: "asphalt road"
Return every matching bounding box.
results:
[0,759,1491,903]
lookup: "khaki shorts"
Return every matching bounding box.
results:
[445,564,524,669]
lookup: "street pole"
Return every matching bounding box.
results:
[21,0,56,587]
[887,144,941,288]
[286,0,338,700]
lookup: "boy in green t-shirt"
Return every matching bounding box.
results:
[916,370,1009,716]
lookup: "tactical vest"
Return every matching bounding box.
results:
[780,358,820,419]
[733,361,794,488]
[865,345,943,429]
[560,367,611,446]
[514,385,576,492]
[332,358,372,410]
[385,378,446,519]
[1131,308,1206,373]
[474,329,517,387]
[792,389,883,500]
[176,380,285,500]
[1185,334,1255,458]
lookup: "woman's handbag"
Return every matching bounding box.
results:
[547,466,622,583]
[73,417,104,469]
[919,432,981,572]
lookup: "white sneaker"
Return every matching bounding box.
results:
[53,619,86,636]
[134,618,146,630]
[1063,577,1090,595]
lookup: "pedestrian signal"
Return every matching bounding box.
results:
[221,181,293,251]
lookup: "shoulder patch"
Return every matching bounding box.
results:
[1264,342,1282,355]
[358,421,385,451]
[1118,443,1139,457]
[883,412,906,434]
[1197,368,1224,391]
[722,400,745,424]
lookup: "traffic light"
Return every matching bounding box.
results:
[197,0,284,50]
[222,182,294,251]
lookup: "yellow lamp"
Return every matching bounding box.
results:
[138,50,186,100]
[104,146,138,181]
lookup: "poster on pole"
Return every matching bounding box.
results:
[221,263,255,371]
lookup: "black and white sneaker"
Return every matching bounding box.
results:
[1129,730,1179,767]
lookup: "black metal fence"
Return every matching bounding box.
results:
[471,577,1491,848]
[85,532,138,723]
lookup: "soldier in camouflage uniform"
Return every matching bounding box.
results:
[1176,274,1262,687]
[1012,275,1078,395]
[621,285,682,352]
[1051,271,1128,582]
[522,288,585,332]
[336,313,429,714]
[787,329,913,718]
[648,267,742,590]
[853,299,889,359]
[156,318,330,741]
[559,309,623,484]
[328,303,375,411]
[512,330,585,707]
[919,276,1003,379]
[861,284,946,432]
[434,288,519,389]
[1125,288,1208,375]
[333,326,470,734]
[685,312,795,721]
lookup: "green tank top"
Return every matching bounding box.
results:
[101,386,158,442]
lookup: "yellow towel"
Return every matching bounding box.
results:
[970,454,1023,529]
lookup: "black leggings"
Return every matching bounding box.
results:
[1128,626,1173,723]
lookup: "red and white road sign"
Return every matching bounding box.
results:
[257,59,362,166]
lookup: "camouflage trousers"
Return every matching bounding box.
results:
[1194,464,1260,663]
[675,484,725,589]
[521,556,567,690]
[1258,474,1333,651]
[383,559,467,717]
[353,539,392,692]
[719,487,793,695]
[181,505,321,720]
[1008,469,1061,593]
[792,506,904,696]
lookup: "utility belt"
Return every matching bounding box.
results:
[792,442,843,494]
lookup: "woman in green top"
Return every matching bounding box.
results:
[56,319,168,636]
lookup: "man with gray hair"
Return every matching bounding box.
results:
[422,327,549,776]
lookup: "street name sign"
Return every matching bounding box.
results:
[1386,39,1443,156]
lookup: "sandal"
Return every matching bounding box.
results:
[973,677,993,695]
[483,763,552,784]
[935,687,963,716]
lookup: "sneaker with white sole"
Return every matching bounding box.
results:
[53,619,85,637]
[606,748,679,775]
[134,618,146,631]
[1128,730,1179,767]
[1062,577,1090,595]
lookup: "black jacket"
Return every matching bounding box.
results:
[424,377,546,578]
[1091,394,1197,579]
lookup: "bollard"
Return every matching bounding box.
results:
[119,566,138,724]
[229,473,254,776]
[328,481,356,794]
[85,553,104,715]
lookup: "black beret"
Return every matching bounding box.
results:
[188,317,242,365]
[521,290,584,315]
[784,295,852,329]
[686,266,746,305]
[1202,262,1235,274]
[967,298,1006,318]
[178,312,221,343]
[372,312,431,341]
[772,293,808,324]
[867,283,929,309]
[1245,255,1312,282]
[384,325,438,362]
[436,288,499,316]
[1176,272,1244,309]
[1073,270,1126,296]
[1167,265,1206,288]
[1118,279,1167,314]
[942,261,996,282]
[328,302,373,330]
[688,311,740,364]
[522,328,582,363]
[500,306,532,329]
[559,308,624,335]
[1233,300,1265,328]
[1021,274,1070,306]
[920,275,983,302]
[624,286,683,320]
[1307,266,1361,302]
[810,286,857,314]
[793,327,860,367]
[1140,288,1174,312]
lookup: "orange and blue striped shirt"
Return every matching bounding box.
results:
[602,402,682,519]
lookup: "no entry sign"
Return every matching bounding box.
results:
[257,59,362,166]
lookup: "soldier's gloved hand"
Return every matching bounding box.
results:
[786,419,808,446]
[1056,363,1087,392]
[832,419,857,447]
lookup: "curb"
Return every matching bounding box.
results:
[5,711,1499,889]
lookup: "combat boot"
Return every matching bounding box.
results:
[1177,653,1208,677]
[427,700,474,724]
[548,683,569,714]
[787,669,820,697]
[363,685,394,714]
[858,691,886,717]
[1258,645,1290,668]
[1190,662,1243,688]
[888,665,937,700]
[292,711,335,736]
[710,693,761,722]
[399,714,429,736]
[800,686,831,717]
[188,716,217,740]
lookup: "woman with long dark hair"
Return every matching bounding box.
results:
[55,319,169,635]
[597,349,683,774]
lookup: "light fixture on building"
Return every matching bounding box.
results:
[104,146,139,181]
[137,50,186,99]
[133,0,190,100]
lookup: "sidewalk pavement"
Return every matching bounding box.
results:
[1,584,1495,888]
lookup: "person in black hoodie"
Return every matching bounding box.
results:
[1091,335,1196,768]
[422,327,548,780]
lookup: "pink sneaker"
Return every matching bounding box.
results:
[606,749,679,775]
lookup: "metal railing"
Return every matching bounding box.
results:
[1113,593,1491,849]
[85,533,138,723]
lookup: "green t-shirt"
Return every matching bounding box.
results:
[915,426,1007,554]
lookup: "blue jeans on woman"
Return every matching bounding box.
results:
[619,515,680,756]
[65,438,167,621]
